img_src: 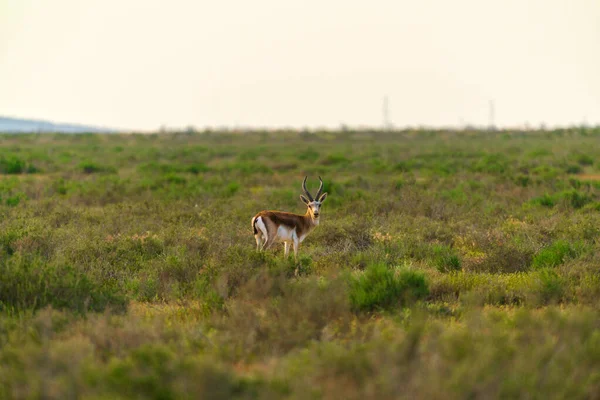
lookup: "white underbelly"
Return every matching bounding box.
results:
[275,225,297,242]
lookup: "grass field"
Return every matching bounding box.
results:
[1,128,600,399]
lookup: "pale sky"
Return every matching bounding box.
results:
[1,0,599,131]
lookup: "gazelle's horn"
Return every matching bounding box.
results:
[302,176,314,201]
[315,176,324,200]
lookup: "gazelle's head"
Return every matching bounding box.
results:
[300,176,328,220]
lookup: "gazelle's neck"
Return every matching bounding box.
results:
[304,210,320,226]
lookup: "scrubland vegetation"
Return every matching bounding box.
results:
[1,128,600,399]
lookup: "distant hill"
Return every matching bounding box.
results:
[0,116,115,133]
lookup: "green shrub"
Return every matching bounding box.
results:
[194,278,225,316]
[79,161,115,174]
[530,193,556,207]
[565,164,583,174]
[529,190,592,209]
[349,263,429,312]
[103,344,260,399]
[560,189,592,209]
[0,228,25,256]
[431,272,526,305]
[4,194,24,207]
[0,156,25,174]
[440,188,467,204]
[0,156,38,174]
[473,154,508,174]
[297,148,320,162]
[431,244,462,273]
[138,162,181,174]
[527,148,551,158]
[463,231,535,274]
[394,161,412,172]
[532,165,560,181]
[532,240,582,269]
[536,268,565,304]
[223,161,272,175]
[215,274,350,359]
[513,174,531,187]
[224,182,240,197]
[280,308,600,399]
[186,163,210,174]
[322,153,351,166]
[569,177,583,189]
[164,173,187,185]
[215,246,279,299]
[0,258,127,314]
[575,153,594,166]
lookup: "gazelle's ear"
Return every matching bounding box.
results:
[300,195,310,205]
[318,192,328,202]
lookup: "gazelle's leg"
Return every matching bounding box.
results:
[291,231,299,261]
[292,239,299,261]
[292,238,300,276]
[262,235,276,251]
[284,242,290,258]
[255,234,262,251]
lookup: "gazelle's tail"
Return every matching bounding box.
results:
[251,216,258,235]
[252,216,268,239]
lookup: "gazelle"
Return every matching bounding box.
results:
[252,176,328,261]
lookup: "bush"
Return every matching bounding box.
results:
[313,218,372,253]
[4,194,25,207]
[0,156,25,174]
[536,268,565,304]
[102,345,252,399]
[223,182,240,197]
[187,163,210,174]
[279,308,600,399]
[513,174,531,187]
[214,246,280,299]
[530,190,592,209]
[322,153,351,166]
[297,148,320,162]
[560,189,592,209]
[565,164,583,174]
[473,154,508,174]
[575,153,594,166]
[0,257,127,314]
[349,263,429,312]
[530,193,555,207]
[431,244,462,273]
[80,161,115,174]
[532,240,583,269]
[214,274,350,359]
[164,173,187,185]
[0,156,38,174]
[462,230,535,274]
